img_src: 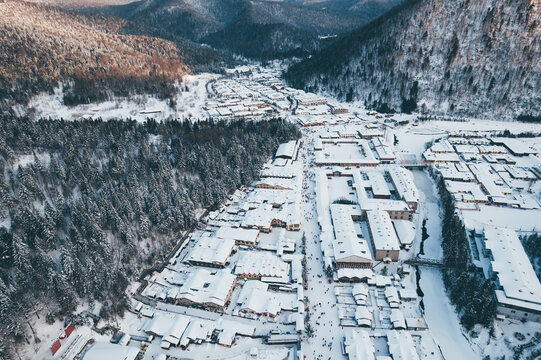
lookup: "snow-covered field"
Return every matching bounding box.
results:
[26,74,216,122]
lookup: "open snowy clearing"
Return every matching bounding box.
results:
[26,74,216,122]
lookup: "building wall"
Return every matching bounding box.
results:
[386,210,410,220]
[188,260,225,268]
[407,201,418,212]
[336,261,372,269]
[497,304,541,323]
[374,249,400,261]
[235,239,256,246]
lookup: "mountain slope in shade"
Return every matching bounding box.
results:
[285,0,541,119]
[0,1,194,109]
[105,0,383,59]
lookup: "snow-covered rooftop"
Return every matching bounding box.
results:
[484,227,541,310]
[366,210,400,252]
[387,330,420,360]
[343,329,375,360]
[330,204,372,264]
[81,343,139,360]
[187,235,235,266]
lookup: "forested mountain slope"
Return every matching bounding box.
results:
[0,117,300,357]
[285,0,541,119]
[105,0,388,60]
[0,1,230,110]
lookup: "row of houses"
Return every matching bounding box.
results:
[342,329,420,360]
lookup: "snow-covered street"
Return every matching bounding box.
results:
[298,132,346,359]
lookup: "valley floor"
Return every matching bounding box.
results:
[23,64,541,360]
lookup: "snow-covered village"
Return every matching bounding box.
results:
[13,64,539,360]
[1,1,540,359]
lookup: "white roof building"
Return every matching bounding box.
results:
[215,226,259,245]
[390,309,406,329]
[387,167,419,206]
[275,140,298,159]
[431,139,454,153]
[255,176,300,191]
[242,202,300,231]
[179,319,215,348]
[82,343,139,360]
[444,180,489,203]
[386,330,420,360]
[144,313,190,342]
[437,163,475,182]
[352,283,369,305]
[392,220,415,248]
[367,171,391,198]
[355,306,373,327]
[260,163,301,179]
[343,329,375,360]
[491,137,537,156]
[372,137,396,161]
[353,171,410,216]
[235,251,290,281]
[237,280,282,317]
[177,268,236,309]
[385,286,400,308]
[484,227,541,320]
[330,204,372,266]
[366,210,400,253]
[187,235,235,267]
[337,268,374,282]
[315,139,380,166]
[162,315,191,347]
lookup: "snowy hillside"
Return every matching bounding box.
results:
[285,0,541,120]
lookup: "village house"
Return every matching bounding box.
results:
[176,269,236,312]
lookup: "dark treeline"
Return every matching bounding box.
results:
[517,114,541,123]
[0,116,300,357]
[521,233,541,281]
[430,169,497,331]
[494,130,541,138]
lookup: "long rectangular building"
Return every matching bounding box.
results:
[314,139,380,167]
[387,167,419,212]
[215,226,259,246]
[235,251,290,282]
[366,210,400,261]
[483,227,541,322]
[330,204,372,269]
[343,329,374,360]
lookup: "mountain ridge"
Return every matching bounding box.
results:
[0,0,232,110]
[285,0,541,119]
[102,0,398,60]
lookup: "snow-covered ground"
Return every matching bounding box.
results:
[419,268,480,360]
[297,131,346,360]
[26,74,216,122]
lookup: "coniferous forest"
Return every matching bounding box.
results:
[433,172,497,331]
[0,117,300,354]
